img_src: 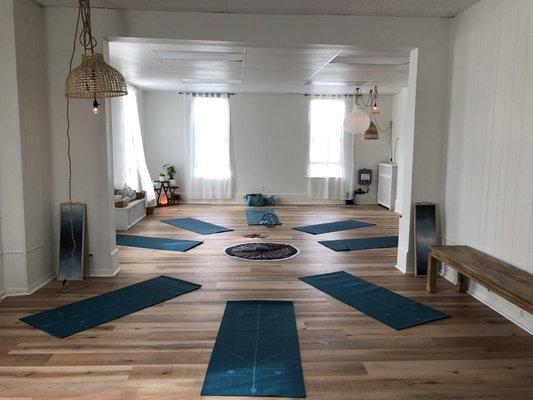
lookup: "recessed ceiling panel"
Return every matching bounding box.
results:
[108,39,411,93]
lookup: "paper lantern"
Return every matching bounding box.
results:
[343,106,371,135]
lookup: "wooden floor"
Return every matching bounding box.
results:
[0,205,532,399]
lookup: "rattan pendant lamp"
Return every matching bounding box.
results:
[59,0,127,289]
[65,0,127,114]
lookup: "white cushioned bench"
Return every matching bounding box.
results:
[115,199,146,230]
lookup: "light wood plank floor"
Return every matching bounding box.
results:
[0,205,531,399]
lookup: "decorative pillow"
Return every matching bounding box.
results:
[119,184,137,201]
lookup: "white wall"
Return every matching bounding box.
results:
[443,0,533,332]
[0,0,17,299]
[392,87,409,214]
[142,91,187,190]
[231,94,309,202]
[0,0,54,296]
[44,7,450,275]
[353,95,394,204]
[140,92,393,204]
[14,0,54,291]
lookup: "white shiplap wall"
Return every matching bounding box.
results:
[444,0,533,332]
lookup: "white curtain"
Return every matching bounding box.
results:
[307,96,355,200]
[184,93,232,200]
[122,86,156,207]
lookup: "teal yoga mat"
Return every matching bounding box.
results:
[116,234,202,252]
[293,220,373,235]
[299,271,449,330]
[319,236,398,252]
[162,217,233,235]
[246,209,280,225]
[201,300,306,397]
[20,276,201,338]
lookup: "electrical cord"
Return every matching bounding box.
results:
[60,6,82,291]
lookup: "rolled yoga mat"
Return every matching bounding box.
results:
[293,219,373,235]
[246,208,280,225]
[20,276,201,338]
[162,217,233,235]
[116,234,202,252]
[319,235,399,252]
[299,271,449,330]
[201,300,306,398]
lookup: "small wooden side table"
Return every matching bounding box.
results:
[168,186,181,205]
[154,181,180,206]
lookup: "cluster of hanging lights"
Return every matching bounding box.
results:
[343,86,386,140]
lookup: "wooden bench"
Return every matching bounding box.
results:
[427,245,533,314]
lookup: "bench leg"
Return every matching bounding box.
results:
[426,253,438,293]
[456,273,469,293]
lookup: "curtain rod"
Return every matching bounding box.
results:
[304,94,355,97]
[178,92,235,96]
[126,82,140,91]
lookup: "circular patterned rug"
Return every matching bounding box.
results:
[225,242,299,261]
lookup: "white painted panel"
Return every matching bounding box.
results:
[444,0,533,331]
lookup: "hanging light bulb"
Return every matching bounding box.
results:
[371,86,380,114]
[92,98,100,115]
[343,105,370,135]
[65,1,127,102]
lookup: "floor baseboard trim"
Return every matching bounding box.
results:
[179,192,372,205]
[28,271,55,294]
[4,272,55,297]
[440,267,532,334]
[467,285,533,335]
[89,266,121,277]
[395,264,414,275]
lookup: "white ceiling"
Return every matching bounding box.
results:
[109,40,410,94]
[38,0,480,18]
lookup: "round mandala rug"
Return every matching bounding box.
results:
[224,242,299,261]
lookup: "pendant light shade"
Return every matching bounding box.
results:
[343,105,371,135]
[362,122,379,140]
[65,53,127,99]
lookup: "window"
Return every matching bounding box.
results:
[192,96,231,179]
[308,98,346,178]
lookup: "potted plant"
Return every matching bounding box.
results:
[163,163,177,186]
[158,172,166,182]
